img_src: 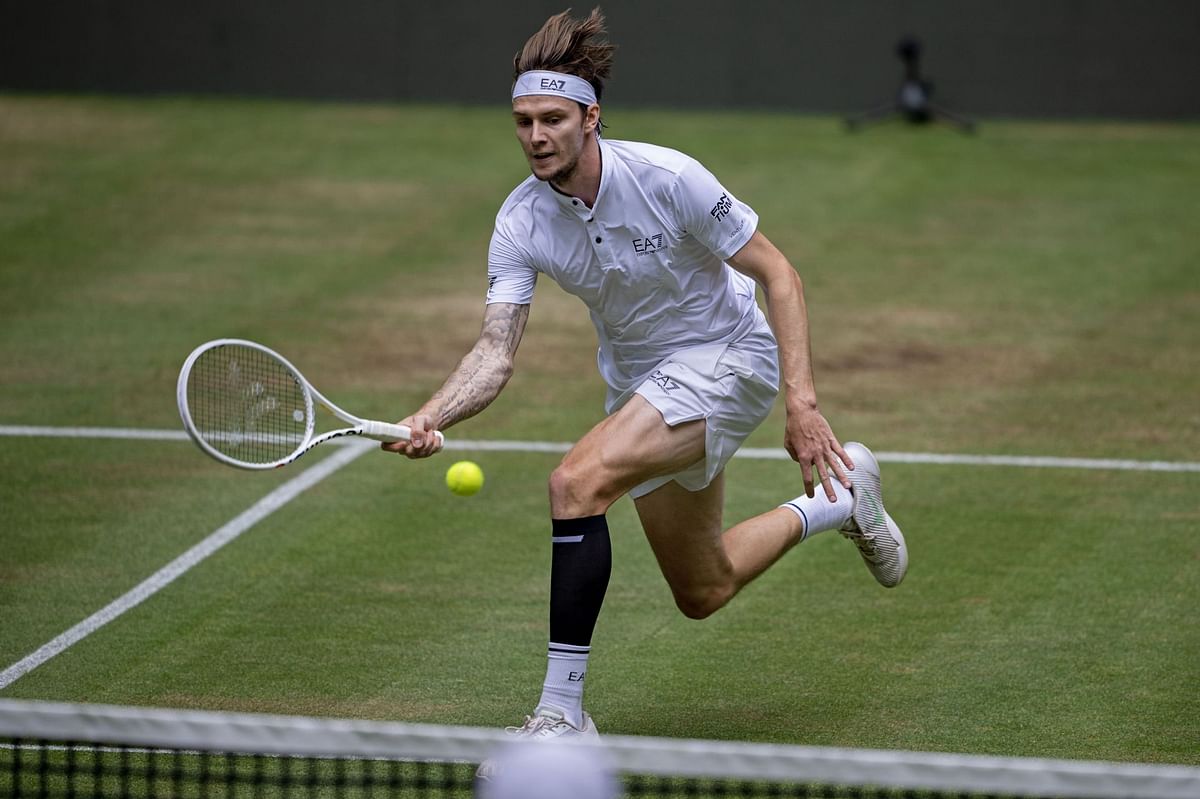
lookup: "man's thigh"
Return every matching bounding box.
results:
[633,473,731,599]
[625,344,777,500]
[553,394,707,515]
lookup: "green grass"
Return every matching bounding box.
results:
[0,95,1197,766]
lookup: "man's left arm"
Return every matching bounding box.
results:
[728,230,853,500]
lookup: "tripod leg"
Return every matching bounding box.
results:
[928,103,977,134]
[845,101,900,132]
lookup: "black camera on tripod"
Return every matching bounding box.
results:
[846,36,976,133]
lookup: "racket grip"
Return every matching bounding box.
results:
[360,420,445,447]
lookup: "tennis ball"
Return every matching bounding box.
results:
[446,460,484,496]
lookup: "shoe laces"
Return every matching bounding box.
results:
[839,486,876,545]
[839,520,878,554]
[506,710,567,738]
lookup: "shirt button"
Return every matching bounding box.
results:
[595,236,602,244]
[572,200,579,206]
[588,218,594,223]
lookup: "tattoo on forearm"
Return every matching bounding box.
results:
[427,303,529,428]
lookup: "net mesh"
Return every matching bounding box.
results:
[3,743,472,798]
[2,700,1197,799]
[186,342,310,465]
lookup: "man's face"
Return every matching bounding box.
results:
[512,96,591,184]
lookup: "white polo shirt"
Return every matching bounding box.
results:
[486,138,771,396]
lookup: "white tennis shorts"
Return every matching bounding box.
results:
[607,322,780,499]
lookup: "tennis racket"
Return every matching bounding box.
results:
[177,338,442,470]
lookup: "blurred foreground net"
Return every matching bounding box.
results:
[2,699,1197,799]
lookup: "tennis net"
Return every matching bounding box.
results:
[1,699,1196,799]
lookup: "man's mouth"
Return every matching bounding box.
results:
[532,152,554,162]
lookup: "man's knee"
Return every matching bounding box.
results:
[549,459,618,517]
[671,582,734,620]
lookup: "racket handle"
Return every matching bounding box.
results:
[360,420,445,447]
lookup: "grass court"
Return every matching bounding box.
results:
[1,95,1197,765]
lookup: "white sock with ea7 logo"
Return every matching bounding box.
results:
[538,642,590,728]
[780,479,853,539]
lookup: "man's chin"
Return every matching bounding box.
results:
[528,156,576,185]
[526,156,553,177]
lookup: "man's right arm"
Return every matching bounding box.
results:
[383,301,530,457]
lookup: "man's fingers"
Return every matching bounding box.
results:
[816,460,839,503]
[407,421,427,449]
[826,450,851,491]
[381,441,419,458]
[832,440,854,486]
[786,409,851,497]
[379,421,442,459]
[376,415,442,458]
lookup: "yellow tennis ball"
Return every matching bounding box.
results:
[446,460,484,496]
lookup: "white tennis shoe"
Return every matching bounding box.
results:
[839,442,908,588]
[475,706,599,781]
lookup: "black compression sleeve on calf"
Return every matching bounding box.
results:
[549,514,612,647]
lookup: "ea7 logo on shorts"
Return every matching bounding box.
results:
[539,77,567,92]
[632,233,665,255]
[710,193,734,222]
[649,370,681,392]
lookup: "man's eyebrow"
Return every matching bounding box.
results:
[512,107,568,118]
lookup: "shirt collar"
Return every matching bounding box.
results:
[546,138,612,217]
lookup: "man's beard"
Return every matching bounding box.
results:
[547,152,580,186]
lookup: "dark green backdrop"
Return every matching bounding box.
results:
[3,0,1197,119]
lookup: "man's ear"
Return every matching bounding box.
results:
[584,103,601,134]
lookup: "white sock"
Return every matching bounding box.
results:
[780,479,853,539]
[537,642,589,728]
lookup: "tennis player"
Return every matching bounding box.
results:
[385,8,908,744]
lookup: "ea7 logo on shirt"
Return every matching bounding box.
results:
[710,193,734,222]
[632,233,665,256]
[539,77,567,92]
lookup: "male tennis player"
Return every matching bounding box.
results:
[385,8,908,743]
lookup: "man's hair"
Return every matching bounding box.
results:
[513,7,615,101]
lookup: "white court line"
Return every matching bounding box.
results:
[0,440,372,690]
[1,425,1196,688]
[2,425,1198,472]
[0,425,192,441]
[735,447,1200,473]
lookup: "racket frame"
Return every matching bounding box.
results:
[177,338,439,470]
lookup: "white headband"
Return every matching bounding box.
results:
[512,70,598,105]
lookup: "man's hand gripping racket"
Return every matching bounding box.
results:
[378,413,443,459]
[177,338,443,470]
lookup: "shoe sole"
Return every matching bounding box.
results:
[844,442,908,588]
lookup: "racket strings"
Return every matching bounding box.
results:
[187,344,310,465]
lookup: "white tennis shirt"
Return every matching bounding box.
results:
[486,138,772,395]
